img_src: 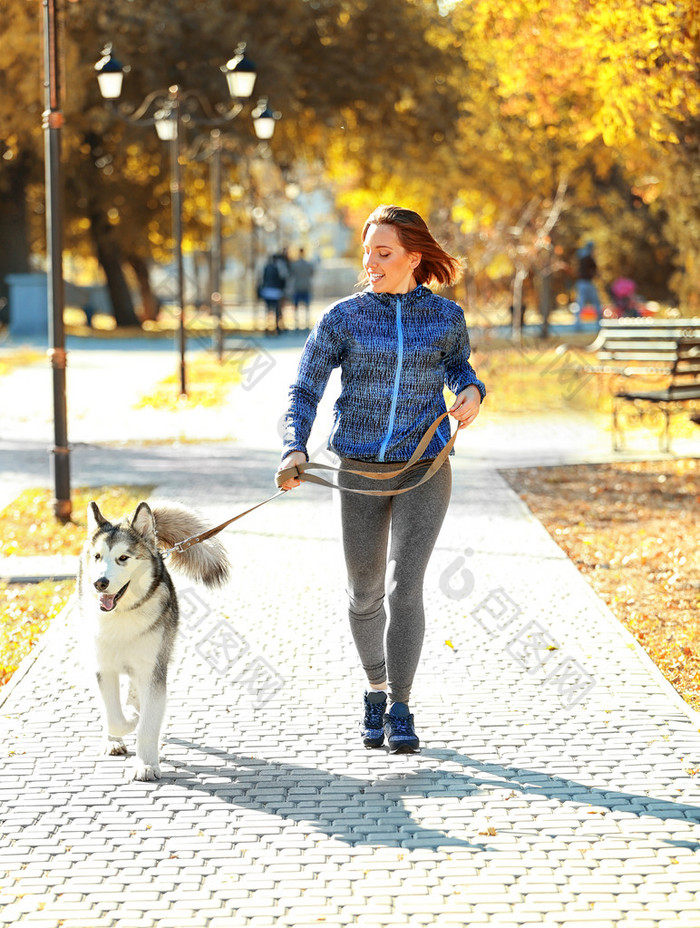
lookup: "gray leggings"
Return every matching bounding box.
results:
[338,457,452,705]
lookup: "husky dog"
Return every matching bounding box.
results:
[77,500,229,781]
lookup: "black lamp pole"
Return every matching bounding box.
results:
[209,130,224,361]
[42,0,71,522]
[163,88,187,396]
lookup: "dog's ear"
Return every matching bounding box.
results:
[87,501,108,533]
[130,502,157,544]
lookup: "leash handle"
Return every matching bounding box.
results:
[275,412,457,497]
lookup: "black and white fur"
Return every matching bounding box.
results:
[77,500,229,781]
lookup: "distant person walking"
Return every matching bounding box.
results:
[289,248,316,330]
[259,254,287,335]
[575,241,601,325]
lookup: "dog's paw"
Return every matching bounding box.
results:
[104,737,127,756]
[131,761,161,782]
[108,712,139,738]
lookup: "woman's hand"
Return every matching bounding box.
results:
[449,385,482,430]
[276,451,307,490]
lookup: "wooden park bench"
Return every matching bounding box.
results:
[563,318,700,451]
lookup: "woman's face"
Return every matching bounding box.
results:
[362,223,421,294]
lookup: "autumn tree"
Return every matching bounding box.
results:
[445,0,699,311]
[0,1,44,320]
[328,0,698,315]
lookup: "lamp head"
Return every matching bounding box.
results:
[95,45,125,100]
[154,108,178,141]
[253,99,278,140]
[223,43,257,99]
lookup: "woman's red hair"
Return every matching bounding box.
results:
[361,204,461,288]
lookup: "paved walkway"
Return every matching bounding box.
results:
[1,333,700,928]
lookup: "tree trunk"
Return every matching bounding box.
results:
[539,269,552,339]
[89,210,141,328]
[128,254,160,322]
[511,267,527,346]
[0,154,33,324]
[83,132,140,329]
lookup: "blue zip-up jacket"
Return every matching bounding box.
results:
[282,284,486,463]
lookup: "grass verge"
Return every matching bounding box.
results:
[134,355,244,411]
[0,485,155,557]
[476,341,697,441]
[502,459,700,711]
[0,348,45,375]
[0,485,155,688]
[0,580,74,687]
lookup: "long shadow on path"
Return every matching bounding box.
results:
[161,739,700,852]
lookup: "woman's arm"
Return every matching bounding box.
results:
[281,307,344,459]
[443,308,486,403]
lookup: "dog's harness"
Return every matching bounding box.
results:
[162,412,458,557]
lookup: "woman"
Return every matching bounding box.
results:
[276,205,485,753]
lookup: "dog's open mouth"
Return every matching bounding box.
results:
[98,582,130,612]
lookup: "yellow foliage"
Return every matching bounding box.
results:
[0,580,73,687]
[0,485,155,558]
[475,345,598,415]
[0,349,44,376]
[134,355,244,411]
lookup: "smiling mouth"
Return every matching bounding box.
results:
[98,582,130,612]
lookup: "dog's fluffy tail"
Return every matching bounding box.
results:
[151,502,230,588]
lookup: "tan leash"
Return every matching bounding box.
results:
[161,490,287,558]
[163,412,456,557]
[274,410,457,496]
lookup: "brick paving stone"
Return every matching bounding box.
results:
[9,921,76,928]
[58,920,121,928]
[226,903,287,918]
[616,922,665,928]
[353,917,438,927]
[213,919,272,928]
[513,900,569,913]
[470,901,522,915]
[147,916,210,928]
[280,904,343,922]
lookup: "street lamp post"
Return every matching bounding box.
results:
[191,114,278,360]
[151,88,187,394]
[42,0,71,522]
[209,130,224,361]
[95,44,267,394]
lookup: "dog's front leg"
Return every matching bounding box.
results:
[131,676,167,781]
[96,671,139,755]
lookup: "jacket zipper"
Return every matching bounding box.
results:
[378,296,404,462]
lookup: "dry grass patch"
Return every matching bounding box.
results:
[134,355,244,411]
[0,580,74,687]
[0,485,155,689]
[502,459,700,710]
[473,343,599,415]
[0,348,45,376]
[0,485,155,557]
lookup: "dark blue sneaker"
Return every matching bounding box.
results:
[383,702,420,754]
[361,690,387,748]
